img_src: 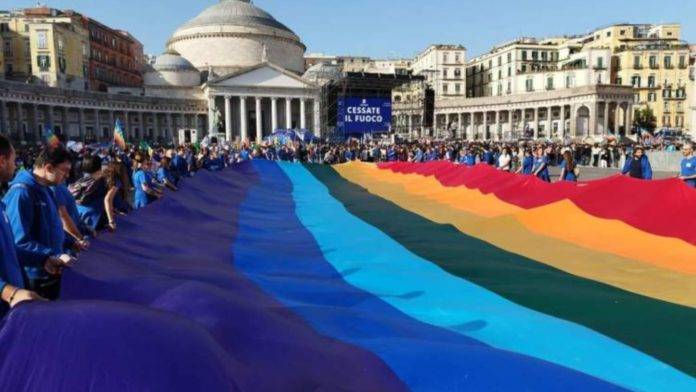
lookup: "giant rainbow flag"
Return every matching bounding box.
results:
[0,160,694,391]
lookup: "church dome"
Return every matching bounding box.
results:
[144,50,201,87]
[152,50,197,72]
[167,0,306,74]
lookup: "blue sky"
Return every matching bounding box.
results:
[4,0,695,58]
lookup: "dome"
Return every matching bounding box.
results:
[152,50,197,72]
[303,63,343,85]
[167,0,306,74]
[144,51,201,88]
[175,0,294,35]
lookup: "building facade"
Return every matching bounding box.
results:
[68,12,144,92]
[0,7,90,90]
[584,24,691,131]
[410,44,466,99]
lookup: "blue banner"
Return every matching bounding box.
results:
[337,97,392,134]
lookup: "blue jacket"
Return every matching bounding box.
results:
[2,170,65,280]
[622,155,653,180]
[0,201,25,315]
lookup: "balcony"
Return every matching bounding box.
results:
[593,65,607,71]
[633,64,643,70]
[649,64,659,70]
[664,64,674,70]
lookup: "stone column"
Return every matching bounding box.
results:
[300,98,307,129]
[124,111,130,139]
[457,113,463,139]
[482,111,488,140]
[138,112,145,140]
[615,103,623,134]
[547,106,553,138]
[62,107,69,137]
[153,113,159,141]
[108,111,115,139]
[239,96,248,142]
[208,96,217,136]
[166,113,173,143]
[94,109,101,141]
[271,98,278,131]
[224,96,232,142]
[531,108,538,139]
[285,98,292,129]
[603,102,610,135]
[408,115,413,138]
[626,103,634,134]
[78,108,85,140]
[0,100,8,135]
[16,103,24,140]
[45,105,54,129]
[589,101,597,136]
[255,97,262,143]
[30,104,39,141]
[495,111,501,141]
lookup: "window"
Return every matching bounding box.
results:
[541,51,548,61]
[37,31,48,49]
[443,84,449,93]
[521,64,527,72]
[633,55,641,68]
[507,67,511,77]
[565,75,573,88]
[663,88,672,98]
[521,51,527,61]
[631,75,641,87]
[454,68,461,78]
[664,56,672,69]
[57,37,64,52]
[679,55,686,68]
[442,68,448,78]
[3,40,11,57]
[649,55,657,68]
[507,53,511,63]
[546,76,554,90]
[633,93,640,103]
[607,31,611,37]
[597,57,604,69]
[443,53,449,63]
[497,83,502,95]
[497,56,501,66]
[616,77,622,85]
[648,76,655,88]
[648,92,656,102]
[532,51,538,60]
[455,54,460,63]
[82,43,88,57]
[498,70,502,79]
[37,55,51,71]
[455,83,461,94]
[507,82,511,94]
[620,29,626,35]
[525,78,534,92]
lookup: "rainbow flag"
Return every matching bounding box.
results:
[42,124,60,148]
[1,161,694,391]
[113,118,126,150]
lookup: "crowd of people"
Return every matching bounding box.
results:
[1,135,695,315]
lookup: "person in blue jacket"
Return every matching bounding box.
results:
[532,146,551,182]
[171,147,187,183]
[621,145,653,180]
[157,156,179,191]
[2,144,77,299]
[516,149,535,175]
[132,154,162,209]
[0,136,43,314]
[459,149,477,166]
[678,143,696,188]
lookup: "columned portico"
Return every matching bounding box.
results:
[430,85,635,141]
[205,63,322,142]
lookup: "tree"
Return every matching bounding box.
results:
[634,107,657,133]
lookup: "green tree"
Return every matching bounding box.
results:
[634,107,657,133]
